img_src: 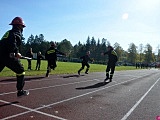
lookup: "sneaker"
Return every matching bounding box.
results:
[17,90,29,97]
[104,77,109,82]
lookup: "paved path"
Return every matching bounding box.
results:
[0,69,160,120]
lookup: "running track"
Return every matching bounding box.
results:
[0,69,160,120]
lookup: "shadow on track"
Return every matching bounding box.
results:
[63,74,85,78]
[0,76,45,83]
[0,101,19,108]
[76,81,110,90]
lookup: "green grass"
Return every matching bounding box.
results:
[0,59,137,77]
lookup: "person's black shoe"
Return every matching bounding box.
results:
[17,90,29,97]
[85,72,88,74]
[109,79,112,82]
[46,73,49,77]
[104,77,109,82]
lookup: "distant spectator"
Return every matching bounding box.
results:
[35,51,44,70]
[26,47,33,70]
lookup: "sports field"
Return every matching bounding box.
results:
[0,59,137,77]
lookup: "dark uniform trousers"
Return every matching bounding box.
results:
[46,59,57,76]
[27,59,32,70]
[78,61,90,73]
[106,61,116,80]
[0,57,25,90]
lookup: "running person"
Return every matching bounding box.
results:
[78,51,93,75]
[101,45,118,82]
[0,17,29,97]
[45,41,65,77]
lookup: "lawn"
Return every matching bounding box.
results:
[0,59,137,77]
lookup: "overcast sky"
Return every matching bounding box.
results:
[0,0,160,53]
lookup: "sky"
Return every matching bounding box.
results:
[0,0,160,53]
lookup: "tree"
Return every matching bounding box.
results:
[144,44,154,63]
[128,43,137,64]
[113,42,123,61]
[86,36,91,51]
[138,44,144,62]
[26,34,34,45]
[57,39,73,55]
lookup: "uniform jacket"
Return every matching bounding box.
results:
[0,27,22,58]
[104,49,118,63]
[45,47,65,61]
[80,54,93,63]
[26,50,33,58]
[37,54,44,61]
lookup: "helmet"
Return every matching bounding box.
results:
[9,17,26,27]
[50,41,56,47]
[86,51,90,55]
[107,45,113,50]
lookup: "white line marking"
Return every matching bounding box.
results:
[0,99,67,120]
[1,75,144,120]
[34,76,145,110]
[0,79,100,96]
[121,78,160,120]
[0,73,153,119]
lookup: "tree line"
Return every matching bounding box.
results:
[20,34,160,65]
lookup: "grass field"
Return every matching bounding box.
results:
[0,59,137,77]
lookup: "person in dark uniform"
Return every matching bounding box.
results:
[78,51,93,75]
[0,17,29,97]
[35,51,44,70]
[26,47,33,70]
[45,41,65,77]
[101,45,118,82]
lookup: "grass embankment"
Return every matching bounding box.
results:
[0,59,136,77]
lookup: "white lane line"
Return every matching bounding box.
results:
[0,76,63,85]
[1,74,150,120]
[121,77,160,120]
[0,99,67,120]
[0,79,101,96]
[0,71,142,85]
[34,76,145,110]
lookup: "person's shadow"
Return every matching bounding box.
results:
[63,74,84,78]
[0,76,45,82]
[0,101,19,108]
[76,81,110,90]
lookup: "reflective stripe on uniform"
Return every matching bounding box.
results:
[47,49,55,54]
[16,72,25,76]
[111,50,117,56]
[1,31,9,40]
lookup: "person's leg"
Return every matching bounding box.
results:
[0,61,5,72]
[110,64,116,82]
[27,60,31,70]
[51,60,57,70]
[46,61,51,77]
[38,60,41,70]
[104,63,111,82]
[29,60,32,70]
[78,62,85,75]
[85,63,90,74]
[35,61,38,70]
[6,58,29,96]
